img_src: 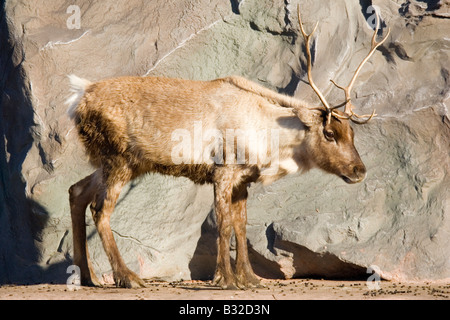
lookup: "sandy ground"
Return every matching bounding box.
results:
[0,279,449,300]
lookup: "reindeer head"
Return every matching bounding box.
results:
[295,5,389,184]
[294,108,366,184]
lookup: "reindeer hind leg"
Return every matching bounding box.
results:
[69,170,102,286]
[89,165,146,288]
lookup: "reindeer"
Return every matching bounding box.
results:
[67,7,389,289]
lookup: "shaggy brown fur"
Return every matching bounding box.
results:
[67,75,366,289]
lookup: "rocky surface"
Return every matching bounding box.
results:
[0,0,449,285]
[1,279,449,300]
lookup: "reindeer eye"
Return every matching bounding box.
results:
[324,129,335,141]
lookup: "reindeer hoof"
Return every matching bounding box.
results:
[213,272,263,290]
[114,271,146,289]
[81,278,103,288]
[80,273,103,287]
[213,273,239,290]
[236,274,263,289]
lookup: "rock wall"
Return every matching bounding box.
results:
[0,0,448,284]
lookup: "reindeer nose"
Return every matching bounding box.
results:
[342,163,366,184]
[352,163,367,182]
[354,163,366,176]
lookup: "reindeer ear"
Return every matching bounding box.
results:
[292,107,321,127]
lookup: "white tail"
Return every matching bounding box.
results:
[66,74,92,119]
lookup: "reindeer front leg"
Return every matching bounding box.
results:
[232,184,261,288]
[212,170,237,289]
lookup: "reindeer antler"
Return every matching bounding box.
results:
[298,9,331,111]
[297,6,333,124]
[297,4,390,124]
[330,11,390,124]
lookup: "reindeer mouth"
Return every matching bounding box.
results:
[341,175,364,184]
